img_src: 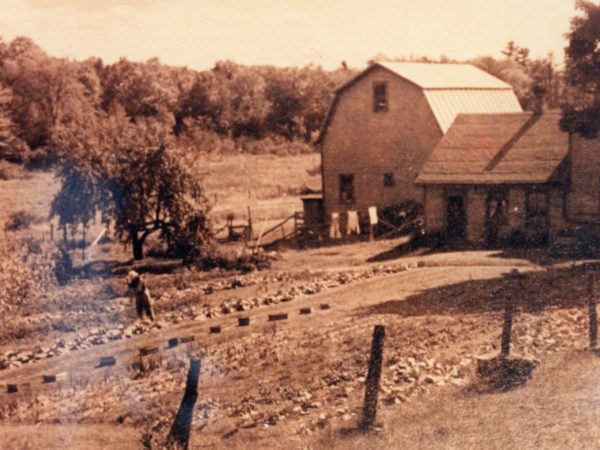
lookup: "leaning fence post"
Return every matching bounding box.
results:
[500,293,514,358]
[168,357,201,449]
[359,325,385,431]
[589,274,598,349]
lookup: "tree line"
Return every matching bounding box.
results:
[0,37,355,164]
[0,34,581,166]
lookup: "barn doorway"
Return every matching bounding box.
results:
[446,195,466,240]
[485,190,507,247]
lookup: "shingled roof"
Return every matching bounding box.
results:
[416,111,570,185]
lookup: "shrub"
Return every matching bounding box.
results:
[0,237,59,317]
[195,250,274,272]
[4,210,40,232]
[0,161,25,180]
[53,244,73,285]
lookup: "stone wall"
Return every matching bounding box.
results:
[569,135,600,221]
[422,184,567,245]
[423,186,445,234]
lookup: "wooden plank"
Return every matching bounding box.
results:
[140,346,159,356]
[42,374,56,383]
[98,356,116,368]
[268,313,288,322]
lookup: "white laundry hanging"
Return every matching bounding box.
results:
[347,210,360,235]
[329,212,341,239]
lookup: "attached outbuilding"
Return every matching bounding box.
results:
[416,111,571,245]
[317,62,523,226]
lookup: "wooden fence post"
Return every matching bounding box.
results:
[247,206,253,240]
[589,275,598,349]
[168,358,201,449]
[359,325,385,431]
[500,294,514,358]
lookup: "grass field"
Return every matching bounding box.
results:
[0,153,320,240]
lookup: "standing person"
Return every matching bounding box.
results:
[126,270,156,321]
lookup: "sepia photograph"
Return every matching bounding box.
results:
[1,0,600,448]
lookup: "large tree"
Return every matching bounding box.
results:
[51,109,212,260]
[561,0,600,138]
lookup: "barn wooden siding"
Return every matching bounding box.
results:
[321,65,441,217]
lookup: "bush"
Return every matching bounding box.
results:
[0,237,59,316]
[0,161,25,180]
[4,210,40,232]
[53,244,73,285]
[195,250,274,272]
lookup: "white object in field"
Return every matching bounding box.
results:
[90,227,107,247]
[329,212,341,239]
[347,210,360,235]
[368,206,379,225]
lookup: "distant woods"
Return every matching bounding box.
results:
[0,36,354,164]
[0,35,573,166]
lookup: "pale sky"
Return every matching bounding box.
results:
[0,0,581,69]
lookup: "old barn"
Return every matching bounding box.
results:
[317,62,523,229]
[415,111,600,246]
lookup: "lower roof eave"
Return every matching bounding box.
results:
[415,178,555,186]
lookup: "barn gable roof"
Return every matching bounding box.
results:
[317,62,522,143]
[416,111,570,185]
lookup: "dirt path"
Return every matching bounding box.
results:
[0,263,528,392]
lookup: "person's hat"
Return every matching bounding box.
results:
[127,270,139,282]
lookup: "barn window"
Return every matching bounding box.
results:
[525,190,548,227]
[383,172,395,187]
[373,82,388,112]
[339,174,355,203]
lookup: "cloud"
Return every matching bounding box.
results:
[25,0,162,11]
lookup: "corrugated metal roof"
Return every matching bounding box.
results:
[377,62,513,89]
[317,61,523,144]
[424,89,523,133]
[416,112,569,185]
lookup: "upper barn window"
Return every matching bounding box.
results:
[339,174,355,203]
[383,172,395,187]
[373,82,388,112]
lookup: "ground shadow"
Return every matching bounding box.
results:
[366,237,489,264]
[360,264,600,318]
[469,357,538,394]
[366,242,433,263]
[168,391,198,448]
[490,247,600,267]
[168,358,201,449]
